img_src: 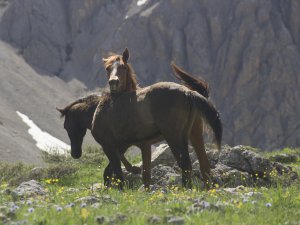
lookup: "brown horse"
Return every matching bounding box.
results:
[90,48,222,189]
[57,61,213,188]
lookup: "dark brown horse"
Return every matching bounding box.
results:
[90,48,222,189]
[57,60,213,188]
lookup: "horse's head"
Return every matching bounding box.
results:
[102,48,137,94]
[56,105,87,159]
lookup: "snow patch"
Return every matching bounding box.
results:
[16,111,70,155]
[137,0,147,6]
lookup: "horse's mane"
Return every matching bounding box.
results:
[57,94,101,118]
[103,54,138,92]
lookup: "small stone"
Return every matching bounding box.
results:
[76,195,100,205]
[4,188,11,195]
[91,183,104,191]
[167,216,185,225]
[96,216,106,224]
[161,188,169,194]
[148,215,161,224]
[65,188,80,193]
[115,213,127,222]
[65,202,75,208]
[80,203,87,208]
[91,203,101,208]
[56,206,63,212]
[242,198,249,203]
[244,192,263,197]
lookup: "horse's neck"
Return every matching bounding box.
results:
[83,104,98,130]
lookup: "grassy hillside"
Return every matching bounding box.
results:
[0,147,299,225]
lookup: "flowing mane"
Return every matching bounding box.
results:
[57,95,101,118]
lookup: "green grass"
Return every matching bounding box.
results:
[262,147,300,174]
[0,147,299,225]
[262,147,300,158]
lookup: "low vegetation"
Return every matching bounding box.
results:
[0,147,299,225]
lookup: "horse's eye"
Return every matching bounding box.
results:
[106,67,111,72]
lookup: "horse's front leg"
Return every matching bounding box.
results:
[120,153,142,174]
[102,145,124,190]
[103,163,113,187]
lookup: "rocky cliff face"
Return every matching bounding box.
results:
[0,0,299,150]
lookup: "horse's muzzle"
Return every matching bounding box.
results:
[109,78,119,92]
[71,146,82,159]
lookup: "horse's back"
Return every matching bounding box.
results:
[137,82,197,135]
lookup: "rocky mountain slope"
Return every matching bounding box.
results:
[0,0,299,163]
[0,39,91,163]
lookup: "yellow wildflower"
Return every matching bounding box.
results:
[81,208,90,219]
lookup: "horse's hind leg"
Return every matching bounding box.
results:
[190,117,211,187]
[164,137,192,189]
[138,143,151,189]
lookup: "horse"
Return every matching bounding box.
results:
[57,60,213,188]
[90,48,222,189]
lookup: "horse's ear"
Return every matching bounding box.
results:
[102,58,108,63]
[122,48,129,63]
[56,107,65,117]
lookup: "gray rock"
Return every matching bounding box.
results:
[96,216,106,224]
[270,154,298,163]
[148,215,162,224]
[114,213,128,222]
[151,164,182,186]
[152,144,177,167]
[75,196,100,205]
[219,145,273,176]
[188,200,222,214]
[11,180,45,200]
[211,163,252,187]
[135,144,298,188]
[76,195,119,207]
[167,216,185,225]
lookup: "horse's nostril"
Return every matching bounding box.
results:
[109,79,119,86]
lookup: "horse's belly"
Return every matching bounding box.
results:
[112,118,159,143]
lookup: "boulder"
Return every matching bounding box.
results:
[11,180,46,200]
[218,145,273,176]
[142,144,298,188]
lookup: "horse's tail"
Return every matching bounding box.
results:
[171,62,210,98]
[191,94,222,150]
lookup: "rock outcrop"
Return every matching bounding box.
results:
[125,144,298,188]
[0,0,299,151]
